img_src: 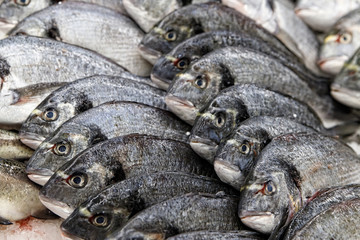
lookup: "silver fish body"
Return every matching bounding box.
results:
[189,84,324,162]
[26,102,191,186]
[319,8,360,75]
[0,129,33,160]
[61,172,234,240]
[214,116,316,189]
[167,230,264,240]
[0,35,127,126]
[19,75,165,149]
[39,135,215,219]
[105,193,243,240]
[9,2,151,76]
[238,132,360,235]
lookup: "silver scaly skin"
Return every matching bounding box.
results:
[167,230,264,240]
[0,129,33,160]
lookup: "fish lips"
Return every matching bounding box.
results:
[26,167,54,186]
[189,136,218,163]
[214,158,244,189]
[138,43,162,65]
[317,56,348,75]
[239,211,275,234]
[19,131,46,150]
[150,73,170,90]
[331,84,360,109]
[39,193,74,219]
[165,94,197,125]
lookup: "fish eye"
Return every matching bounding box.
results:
[164,30,177,41]
[214,113,226,128]
[67,172,87,188]
[42,108,58,121]
[53,141,71,156]
[264,181,276,195]
[15,0,31,6]
[239,142,250,155]
[90,214,109,227]
[339,33,352,44]
[175,58,189,70]
[193,75,207,89]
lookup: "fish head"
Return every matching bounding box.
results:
[9,15,49,37]
[214,128,269,188]
[25,123,94,186]
[138,9,204,64]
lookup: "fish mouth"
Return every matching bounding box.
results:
[165,94,197,125]
[189,136,218,163]
[138,44,162,65]
[19,132,45,150]
[26,167,54,186]
[60,229,83,240]
[39,194,74,219]
[317,56,348,75]
[150,73,170,90]
[331,84,360,109]
[214,158,244,189]
[239,211,275,234]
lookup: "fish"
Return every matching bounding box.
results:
[275,185,360,240]
[189,84,324,162]
[222,0,324,76]
[38,135,215,219]
[9,2,152,76]
[152,30,328,90]
[318,8,360,75]
[26,102,191,186]
[295,0,360,32]
[0,129,33,160]
[214,116,317,189]
[0,35,129,126]
[19,75,166,149]
[165,46,338,127]
[331,47,360,109]
[238,132,360,235]
[167,230,264,240]
[60,172,235,239]
[105,193,243,240]
[0,158,54,224]
[139,2,291,65]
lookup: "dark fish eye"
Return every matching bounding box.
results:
[15,0,31,6]
[53,141,71,156]
[239,142,250,155]
[193,75,207,89]
[89,214,109,227]
[339,33,352,44]
[175,58,189,69]
[164,30,177,41]
[42,108,58,121]
[264,181,276,195]
[68,172,87,188]
[214,113,225,128]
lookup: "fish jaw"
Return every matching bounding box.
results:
[214,159,244,189]
[150,73,169,90]
[189,137,218,163]
[39,194,74,219]
[318,56,348,75]
[165,94,197,125]
[239,211,275,234]
[138,43,162,65]
[19,132,45,150]
[331,84,360,109]
[26,167,54,186]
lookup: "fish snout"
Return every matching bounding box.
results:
[239,210,275,234]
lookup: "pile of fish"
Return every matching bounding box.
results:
[1,0,360,239]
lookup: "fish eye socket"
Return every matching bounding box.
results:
[214,113,226,128]
[15,0,31,6]
[264,181,276,195]
[239,142,250,155]
[53,141,71,156]
[90,214,109,227]
[42,108,58,121]
[164,30,177,41]
[339,33,352,44]
[68,172,87,188]
[175,58,189,70]
[193,75,207,89]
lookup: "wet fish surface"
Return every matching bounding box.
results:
[238,132,360,235]
[19,75,166,149]
[139,2,292,65]
[167,230,264,240]
[39,135,215,219]
[61,172,234,240]
[189,84,324,162]
[166,46,335,126]
[9,2,152,76]
[214,116,317,189]
[105,193,243,240]
[0,158,53,224]
[0,35,128,126]
[0,129,33,160]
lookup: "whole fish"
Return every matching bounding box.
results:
[167,230,264,240]
[214,116,316,189]
[105,193,243,240]
[19,75,166,149]
[0,129,33,160]
[318,8,360,75]
[152,30,328,90]
[277,185,360,240]
[189,84,324,162]
[295,0,360,32]
[0,158,53,224]
[39,135,215,219]
[331,47,360,109]
[238,132,360,235]
[139,2,291,65]
[222,0,324,76]
[166,46,336,126]
[9,2,152,76]
[26,102,191,186]
[61,172,234,239]
[0,35,129,126]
